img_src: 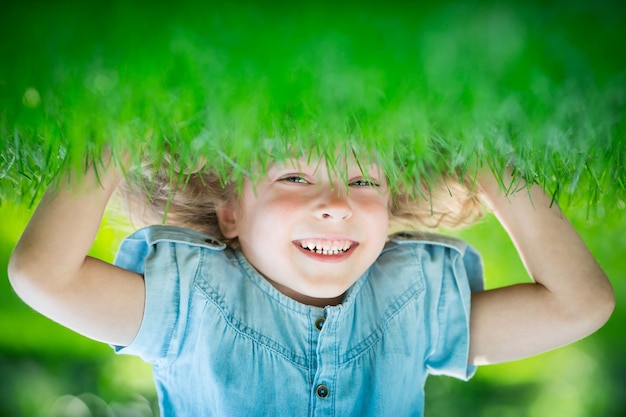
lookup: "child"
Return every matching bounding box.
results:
[8,150,614,416]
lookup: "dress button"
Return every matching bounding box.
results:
[314,317,325,330]
[315,384,329,398]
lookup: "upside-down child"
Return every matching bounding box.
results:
[8,149,614,416]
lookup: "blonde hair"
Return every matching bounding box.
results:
[389,173,484,230]
[120,160,484,246]
[119,160,238,245]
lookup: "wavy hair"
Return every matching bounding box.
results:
[389,173,484,230]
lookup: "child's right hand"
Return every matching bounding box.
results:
[8,156,145,346]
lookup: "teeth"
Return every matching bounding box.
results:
[298,239,353,255]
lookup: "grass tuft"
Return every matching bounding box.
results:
[1,0,624,216]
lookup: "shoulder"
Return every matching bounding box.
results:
[380,232,483,379]
[114,225,228,274]
[386,231,471,254]
[380,231,484,293]
[111,226,236,361]
[121,225,226,249]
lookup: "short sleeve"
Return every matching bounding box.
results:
[111,226,215,364]
[424,243,484,380]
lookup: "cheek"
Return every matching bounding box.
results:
[263,195,309,221]
[238,198,297,238]
[363,197,391,224]
[372,203,392,240]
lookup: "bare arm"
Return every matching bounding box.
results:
[468,167,615,365]
[8,158,144,346]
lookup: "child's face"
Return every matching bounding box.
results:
[217,155,390,307]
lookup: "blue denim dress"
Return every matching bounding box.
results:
[113,225,484,417]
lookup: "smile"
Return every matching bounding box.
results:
[294,238,356,256]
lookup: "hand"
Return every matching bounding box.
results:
[476,165,529,212]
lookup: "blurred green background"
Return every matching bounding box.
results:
[1,0,624,416]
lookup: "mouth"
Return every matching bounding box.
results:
[293,238,358,260]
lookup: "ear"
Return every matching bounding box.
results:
[216,201,239,239]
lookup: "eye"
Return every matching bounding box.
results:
[349,179,380,187]
[279,175,309,184]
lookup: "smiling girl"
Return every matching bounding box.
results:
[217,157,390,307]
[8,149,614,416]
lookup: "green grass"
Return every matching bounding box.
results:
[1,0,625,213]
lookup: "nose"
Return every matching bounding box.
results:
[314,187,352,220]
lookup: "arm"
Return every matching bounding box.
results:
[8,157,144,346]
[468,167,615,365]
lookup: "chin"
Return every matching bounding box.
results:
[303,283,351,300]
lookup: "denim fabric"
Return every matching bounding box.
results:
[113,225,484,417]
